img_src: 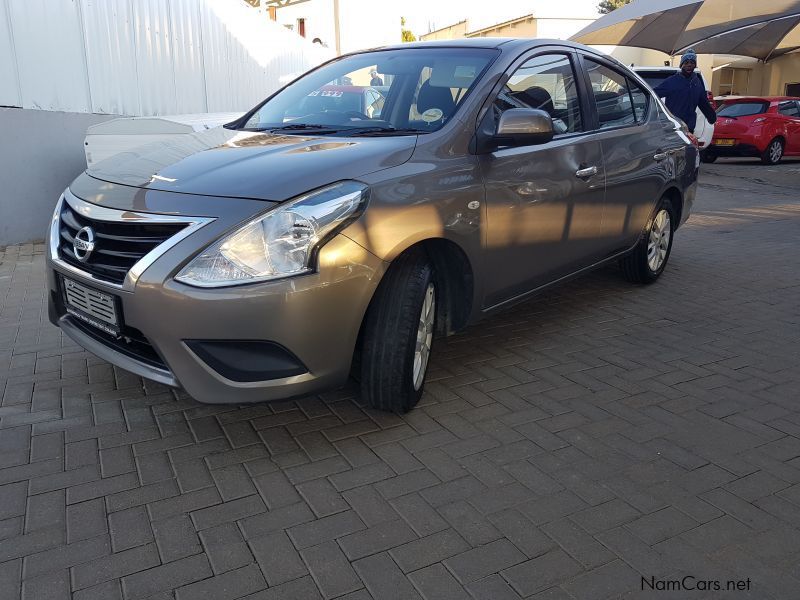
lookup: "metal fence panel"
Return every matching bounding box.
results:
[0,0,21,107]
[8,0,91,112]
[3,0,327,116]
[82,0,141,115]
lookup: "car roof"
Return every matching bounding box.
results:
[358,38,599,55]
[716,95,799,103]
[344,39,633,74]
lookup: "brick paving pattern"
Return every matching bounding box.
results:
[1,159,799,599]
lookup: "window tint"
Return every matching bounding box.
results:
[627,78,649,122]
[716,101,769,117]
[494,54,583,134]
[778,101,800,117]
[585,59,636,129]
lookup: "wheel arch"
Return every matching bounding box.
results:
[660,186,683,230]
[351,237,475,377]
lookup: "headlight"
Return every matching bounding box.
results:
[175,181,368,287]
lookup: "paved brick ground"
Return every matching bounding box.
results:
[1,158,800,600]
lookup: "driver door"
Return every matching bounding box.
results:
[478,51,607,308]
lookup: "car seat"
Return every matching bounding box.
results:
[416,81,456,125]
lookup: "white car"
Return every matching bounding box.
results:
[84,113,243,166]
[633,67,715,152]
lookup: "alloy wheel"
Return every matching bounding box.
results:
[770,140,783,164]
[647,209,671,272]
[413,283,435,391]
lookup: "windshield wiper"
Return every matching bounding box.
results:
[242,124,424,136]
[255,124,340,133]
[343,126,425,137]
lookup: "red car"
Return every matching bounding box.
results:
[704,96,800,164]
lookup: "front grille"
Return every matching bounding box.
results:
[59,201,187,285]
[68,316,169,371]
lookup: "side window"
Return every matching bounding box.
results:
[494,53,583,134]
[778,101,800,117]
[584,59,637,129]
[627,78,649,123]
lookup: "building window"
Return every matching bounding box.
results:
[297,18,306,37]
[717,67,750,96]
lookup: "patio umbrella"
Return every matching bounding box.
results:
[570,0,800,61]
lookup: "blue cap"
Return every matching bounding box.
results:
[680,49,698,65]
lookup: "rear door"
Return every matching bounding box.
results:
[777,100,800,154]
[581,56,675,254]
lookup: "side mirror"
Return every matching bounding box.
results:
[494,108,555,147]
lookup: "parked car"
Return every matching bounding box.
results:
[84,113,243,166]
[633,66,715,151]
[46,39,698,413]
[705,96,800,164]
[289,85,386,120]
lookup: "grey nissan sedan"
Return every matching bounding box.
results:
[47,39,698,413]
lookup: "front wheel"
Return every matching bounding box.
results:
[360,250,436,413]
[761,138,784,165]
[620,199,675,284]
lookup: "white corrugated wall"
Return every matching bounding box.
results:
[0,0,332,116]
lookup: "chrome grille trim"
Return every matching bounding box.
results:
[50,190,214,291]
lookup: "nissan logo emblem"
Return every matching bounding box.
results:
[73,226,96,262]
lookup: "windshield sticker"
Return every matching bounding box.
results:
[421,108,444,122]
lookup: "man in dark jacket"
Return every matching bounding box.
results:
[653,49,717,133]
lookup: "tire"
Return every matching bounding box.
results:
[700,151,717,163]
[360,249,435,413]
[620,198,675,284]
[761,138,784,165]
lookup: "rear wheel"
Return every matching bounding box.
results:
[360,250,435,413]
[761,138,784,165]
[620,198,675,284]
[700,150,717,163]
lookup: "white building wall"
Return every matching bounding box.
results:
[0,0,330,116]
[276,0,400,55]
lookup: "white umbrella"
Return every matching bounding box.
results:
[570,0,800,61]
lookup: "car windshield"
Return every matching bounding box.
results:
[716,101,769,117]
[236,47,497,135]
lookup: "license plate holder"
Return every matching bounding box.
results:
[61,276,121,336]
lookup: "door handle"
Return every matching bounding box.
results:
[575,165,598,178]
[654,152,669,161]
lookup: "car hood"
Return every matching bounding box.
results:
[86,127,417,201]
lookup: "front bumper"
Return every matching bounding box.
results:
[47,190,386,404]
